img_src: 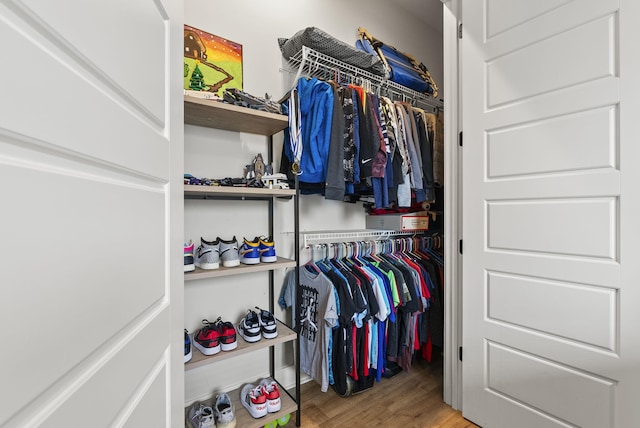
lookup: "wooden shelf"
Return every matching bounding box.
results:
[186,382,297,428]
[185,320,297,371]
[184,184,295,199]
[185,257,296,281]
[184,95,288,135]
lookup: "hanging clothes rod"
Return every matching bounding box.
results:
[283,46,443,110]
[302,229,416,248]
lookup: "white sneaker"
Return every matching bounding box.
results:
[258,378,282,413]
[187,401,216,428]
[255,306,278,339]
[240,383,267,419]
[214,393,236,428]
[237,309,261,343]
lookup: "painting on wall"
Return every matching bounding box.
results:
[184,24,243,97]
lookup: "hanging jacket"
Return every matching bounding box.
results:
[297,77,334,184]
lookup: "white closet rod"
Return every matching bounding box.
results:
[284,46,443,110]
[301,229,416,247]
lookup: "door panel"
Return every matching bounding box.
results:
[487,198,617,258]
[487,271,617,350]
[487,342,615,428]
[485,0,573,38]
[0,0,182,426]
[486,14,616,107]
[462,0,640,426]
[17,0,167,123]
[487,106,617,178]
[29,308,170,426]
[0,2,169,178]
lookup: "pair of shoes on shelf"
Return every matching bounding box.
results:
[193,237,241,270]
[192,318,238,356]
[237,307,278,343]
[239,236,277,265]
[187,236,277,270]
[240,378,281,419]
[188,394,236,428]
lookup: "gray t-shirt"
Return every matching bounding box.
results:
[283,267,338,392]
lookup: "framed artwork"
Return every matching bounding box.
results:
[184,25,243,97]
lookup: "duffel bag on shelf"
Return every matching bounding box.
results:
[356,27,438,97]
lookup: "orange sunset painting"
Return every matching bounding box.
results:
[184,24,243,96]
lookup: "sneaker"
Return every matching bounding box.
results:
[214,393,237,428]
[213,317,237,351]
[255,306,278,339]
[237,309,261,343]
[193,319,221,356]
[184,329,193,363]
[184,240,196,272]
[240,383,267,419]
[239,237,261,265]
[258,236,277,263]
[195,238,220,270]
[219,237,240,267]
[258,378,282,413]
[187,401,216,428]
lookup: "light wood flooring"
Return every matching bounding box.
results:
[288,353,480,428]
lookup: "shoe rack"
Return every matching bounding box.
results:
[183,95,301,427]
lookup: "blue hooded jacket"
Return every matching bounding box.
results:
[296,77,334,183]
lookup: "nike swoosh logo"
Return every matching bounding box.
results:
[361,158,372,164]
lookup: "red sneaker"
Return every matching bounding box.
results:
[193,319,221,355]
[214,317,238,351]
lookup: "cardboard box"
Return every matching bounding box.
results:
[365,211,430,231]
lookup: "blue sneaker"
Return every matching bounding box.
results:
[184,329,192,363]
[258,236,277,263]
[239,237,261,265]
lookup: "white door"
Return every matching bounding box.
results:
[461,0,640,427]
[0,1,184,427]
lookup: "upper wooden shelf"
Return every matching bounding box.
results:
[184,95,288,135]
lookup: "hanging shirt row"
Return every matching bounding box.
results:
[281,77,444,209]
[279,238,444,396]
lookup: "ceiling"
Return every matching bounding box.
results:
[389,0,443,33]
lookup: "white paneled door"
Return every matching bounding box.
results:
[461,0,640,427]
[0,1,183,427]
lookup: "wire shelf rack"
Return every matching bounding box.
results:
[300,229,417,247]
[283,46,443,110]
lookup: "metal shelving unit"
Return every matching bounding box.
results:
[183,96,301,428]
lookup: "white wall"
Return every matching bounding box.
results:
[184,0,443,404]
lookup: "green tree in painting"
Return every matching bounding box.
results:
[189,63,207,91]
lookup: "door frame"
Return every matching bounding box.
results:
[442,0,463,411]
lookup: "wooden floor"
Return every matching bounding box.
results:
[288,353,480,428]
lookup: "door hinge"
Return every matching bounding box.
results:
[459,239,463,255]
[459,346,463,361]
[458,23,463,39]
[458,131,463,147]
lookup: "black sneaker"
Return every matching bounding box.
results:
[237,309,261,343]
[255,307,278,339]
